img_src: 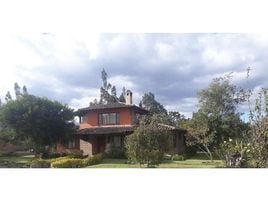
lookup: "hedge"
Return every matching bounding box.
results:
[50,153,103,168]
[51,158,84,168]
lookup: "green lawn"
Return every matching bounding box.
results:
[0,154,35,168]
[0,153,224,168]
[87,157,224,168]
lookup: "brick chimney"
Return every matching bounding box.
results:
[125,90,133,105]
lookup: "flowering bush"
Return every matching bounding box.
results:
[217,139,251,168]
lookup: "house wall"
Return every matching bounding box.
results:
[171,132,186,154]
[84,107,134,126]
[79,137,93,156]
[56,144,81,154]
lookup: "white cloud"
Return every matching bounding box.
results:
[155,42,176,61]
[108,75,136,91]
[1,33,268,117]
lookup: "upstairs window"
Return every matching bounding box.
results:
[99,113,120,125]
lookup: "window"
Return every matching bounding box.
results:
[113,136,121,147]
[65,139,76,148]
[99,113,120,125]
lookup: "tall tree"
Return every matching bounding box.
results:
[0,94,76,154]
[91,68,121,105]
[140,92,168,115]
[111,86,117,97]
[22,85,28,95]
[245,88,268,167]
[197,74,246,144]
[14,82,22,99]
[5,91,12,102]
[101,68,108,90]
[119,87,126,103]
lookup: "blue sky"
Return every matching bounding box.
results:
[0,33,268,117]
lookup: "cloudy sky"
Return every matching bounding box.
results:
[0,33,268,117]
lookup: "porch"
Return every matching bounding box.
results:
[79,134,125,156]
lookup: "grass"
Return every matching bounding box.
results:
[0,154,35,168]
[0,153,224,168]
[87,155,224,168]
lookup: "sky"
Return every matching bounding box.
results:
[1,33,268,118]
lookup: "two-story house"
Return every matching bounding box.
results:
[56,90,186,156]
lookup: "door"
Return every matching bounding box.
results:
[97,136,106,153]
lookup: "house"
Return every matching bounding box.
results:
[56,90,186,156]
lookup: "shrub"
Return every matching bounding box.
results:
[105,146,126,159]
[163,154,172,160]
[172,154,185,161]
[49,156,70,163]
[30,159,51,168]
[50,154,103,168]
[41,152,64,159]
[125,119,171,168]
[184,146,198,159]
[82,153,103,166]
[51,158,83,168]
[66,152,84,159]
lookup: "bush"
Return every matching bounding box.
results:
[30,159,51,168]
[184,146,198,159]
[82,153,103,166]
[172,154,185,161]
[50,153,103,168]
[66,152,84,159]
[41,152,65,159]
[51,158,84,168]
[125,119,171,168]
[49,156,70,163]
[105,146,126,159]
[163,154,172,160]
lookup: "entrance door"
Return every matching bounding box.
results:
[97,136,106,153]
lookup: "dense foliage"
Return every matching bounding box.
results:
[125,116,171,167]
[181,74,248,161]
[140,92,168,115]
[0,94,76,154]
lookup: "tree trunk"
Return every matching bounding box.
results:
[204,145,213,162]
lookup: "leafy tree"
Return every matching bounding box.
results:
[197,74,246,144]
[140,92,168,115]
[181,74,248,161]
[167,111,186,127]
[245,88,268,167]
[0,94,76,155]
[168,111,182,123]
[125,116,171,167]
[181,112,215,160]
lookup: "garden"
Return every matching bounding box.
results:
[0,152,223,168]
